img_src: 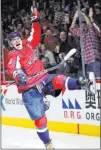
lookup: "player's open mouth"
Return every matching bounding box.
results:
[16,44,20,47]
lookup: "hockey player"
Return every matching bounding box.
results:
[6,7,95,149]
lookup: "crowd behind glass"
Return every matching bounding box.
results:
[1,0,101,82]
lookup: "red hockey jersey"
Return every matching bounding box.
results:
[6,22,48,93]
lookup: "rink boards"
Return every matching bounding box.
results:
[1,80,100,137]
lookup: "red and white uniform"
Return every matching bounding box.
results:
[6,22,48,93]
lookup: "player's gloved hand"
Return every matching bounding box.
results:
[13,69,27,84]
[31,7,40,22]
[17,74,26,84]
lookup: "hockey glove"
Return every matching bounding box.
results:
[31,7,40,22]
[13,69,27,84]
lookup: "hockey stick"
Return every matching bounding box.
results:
[6,48,77,87]
[26,48,77,79]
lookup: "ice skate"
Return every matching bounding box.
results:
[45,141,55,149]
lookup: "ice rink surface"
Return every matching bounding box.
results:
[1,125,100,149]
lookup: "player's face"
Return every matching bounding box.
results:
[11,37,22,50]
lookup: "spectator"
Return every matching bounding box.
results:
[40,56,56,74]
[70,10,101,77]
[61,12,70,32]
[43,27,59,52]
[93,5,101,29]
[53,2,64,27]
[59,31,70,54]
[40,43,57,66]
[89,7,101,35]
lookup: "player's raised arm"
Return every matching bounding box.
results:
[27,7,41,49]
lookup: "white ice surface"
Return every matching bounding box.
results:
[1,125,100,149]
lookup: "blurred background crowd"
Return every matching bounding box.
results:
[1,0,101,82]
